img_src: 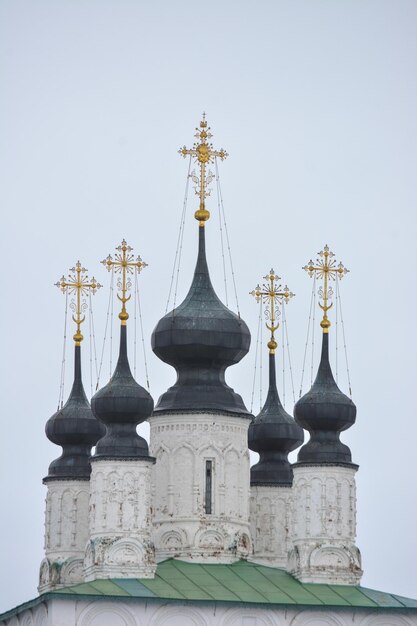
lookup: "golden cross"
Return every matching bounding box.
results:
[101,239,147,325]
[250,269,294,354]
[303,244,349,333]
[179,113,228,227]
[56,262,101,345]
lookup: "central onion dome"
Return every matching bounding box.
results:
[152,226,251,415]
[294,332,356,464]
[92,325,154,457]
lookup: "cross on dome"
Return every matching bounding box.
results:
[101,239,147,325]
[250,269,294,354]
[55,261,101,345]
[302,245,349,333]
[179,114,228,226]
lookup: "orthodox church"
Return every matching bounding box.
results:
[1,118,417,626]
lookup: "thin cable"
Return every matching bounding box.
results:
[88,293,94,397]
[135,273,151,392]
[134,269,138,379]
[215,158,240,316]
[89,291,99,387]
[282,310,286,407]
[165,155,191,313]
[109,267,114,381]
[215,161,228,306]
[335,276,339,384]
[58,290,69,409]
[282,304,296,405]
[310,275,317,387]
[259,301,263,411]
[337,278,353,397]
[299,274,316,397]
[96,267,114,390]
[250,303,263,413]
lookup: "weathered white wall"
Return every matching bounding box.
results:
[84,458,155,580]
[289,464,362,585]
[149,412,252,562]
[38,479,90,592]
[3,598,417,626]
[250,485,292,568]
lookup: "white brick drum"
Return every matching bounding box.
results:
[38,479,90,592]
[149,412,252,562]
[84,458,156,580]
[250,485,292,568]
[289,464,362,585]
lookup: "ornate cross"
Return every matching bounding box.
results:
[303,244,349,333]
[250,270,294,354]
[179,113,228,226]
[56,262,101,345]
[101,239,147,325]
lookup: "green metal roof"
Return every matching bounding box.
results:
[55,560,417,609]
[2,559,417,621]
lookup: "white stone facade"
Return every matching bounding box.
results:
[38,479,90,593]
[3,599,417,626]
[149,412,252,562]
[84,458,156,580]
[288,464,362,585]
[250,485,292,568]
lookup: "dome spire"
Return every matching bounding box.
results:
[92,240,153,458]
[179,113,228,227]
[295,245,356,464]
[45,262,103,480]
[248,269,303,484]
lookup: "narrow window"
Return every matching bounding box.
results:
[205,460,213,514]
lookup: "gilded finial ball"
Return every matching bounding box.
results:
[320,318,331,331]
[119,310,129,322]
[74,330,83,344]
[268,339,277,352]
[194,207,210,224]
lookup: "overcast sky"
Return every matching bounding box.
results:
[0,0,416,614]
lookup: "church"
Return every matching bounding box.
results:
[1,117,416,626]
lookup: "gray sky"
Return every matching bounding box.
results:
[1,0,416,613]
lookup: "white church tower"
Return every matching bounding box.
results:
[85,240,156,580]
[248,270,304,567]
[149,116,252,563]
[39,263,104,592]
[288,245,362,585]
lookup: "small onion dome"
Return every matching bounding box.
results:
[294,332,356,464]
[249,353,304,485]
[92,324,154,458]
[151,226,251,415]
[45,345,105,481]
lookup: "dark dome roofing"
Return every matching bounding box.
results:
[151,226,251,416]
[294,332,357,465]
[45,345,104,481]
[92,324,154,458]
[249,353,304,485]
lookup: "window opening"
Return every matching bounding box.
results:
[205,460,213,514]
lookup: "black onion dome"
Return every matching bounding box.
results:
[151,226,251,415]
[45,345,105,481]
[249,353,304,485]
[294,332,356,464]
[92,324,154,458]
